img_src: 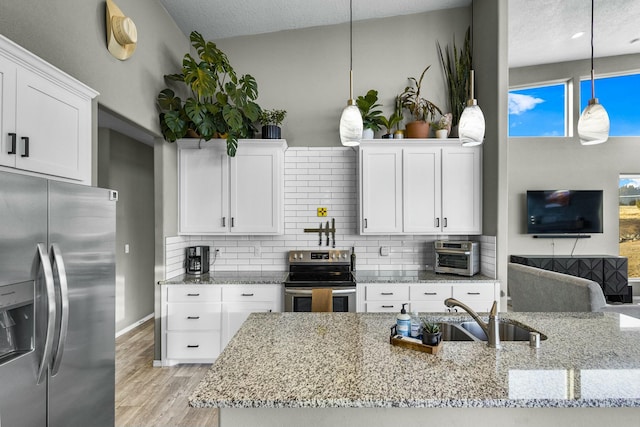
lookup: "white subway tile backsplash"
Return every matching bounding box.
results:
[164,147,497,278]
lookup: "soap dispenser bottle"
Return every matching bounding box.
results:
[397,303,411,337]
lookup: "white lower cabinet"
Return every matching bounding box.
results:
[161,283,282,366]
[358,282,499,313]
[221,285,282,348]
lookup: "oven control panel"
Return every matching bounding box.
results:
[288,250,350,264]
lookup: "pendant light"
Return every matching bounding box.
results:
[339,0,363,146]
[577,0,609,145]
[458,69,485,146]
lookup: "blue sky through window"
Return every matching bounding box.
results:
[509,84,566,137]
[580,74,640,137]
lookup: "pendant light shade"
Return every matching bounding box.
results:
[339,0,363,146]
[578,0,609,145]
[458,70,485,147]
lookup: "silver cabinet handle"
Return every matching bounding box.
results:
[241,293,254,297]
[50,244,69,376]
[284,288,355,296]
[36,243,56,385]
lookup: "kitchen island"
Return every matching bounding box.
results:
[189,312,640,427]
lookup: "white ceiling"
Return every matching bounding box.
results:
[159,0,640,68]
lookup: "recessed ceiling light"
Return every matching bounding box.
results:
[571,31,585,39]
[631,38,640,44]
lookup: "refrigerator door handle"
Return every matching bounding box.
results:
[36,243,57,385]
[50,244,69,376]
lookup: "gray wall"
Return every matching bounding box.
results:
[98,128,155,333]
[508,53,640,259]
[0,0,189,135]
[214,8,471,147]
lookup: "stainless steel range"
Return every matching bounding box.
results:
[284,250,356,312]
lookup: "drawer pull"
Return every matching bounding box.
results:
[380,292,393,296]
[241,293,254,297]
[381,305,394,308]
[187,293,200,296]
[466,292,481,295]
[424,292,437,295]
[187,344,200,348]
[187,316,200,320]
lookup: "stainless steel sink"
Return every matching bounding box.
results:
[437,322,476,341]
[457,320,547,342]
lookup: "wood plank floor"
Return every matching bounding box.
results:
[115,319,219,427]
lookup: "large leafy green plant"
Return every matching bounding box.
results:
[356,89,384,132]
[157,31,261,156]
[437,27,471,128]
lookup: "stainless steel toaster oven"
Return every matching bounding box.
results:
[434,241,480,276]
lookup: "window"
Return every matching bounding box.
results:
[619,175,640,279]
[580,73,640,136]
[509,82,568,137]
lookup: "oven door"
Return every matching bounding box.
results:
[435,250,473,276]
[284,286,356,312]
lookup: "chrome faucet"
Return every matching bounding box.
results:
[445,298,502,349]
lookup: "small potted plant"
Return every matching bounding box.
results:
[431,113,452,139]
[380,113,402,139]
[400,65,442,139]
[258,109,287,139]
[421,320,441,346]
[356,89,384,139]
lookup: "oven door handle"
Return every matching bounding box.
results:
[436,249,472,255]
[284,288,355,295]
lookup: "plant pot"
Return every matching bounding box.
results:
[435,129,448,139]
[186,129,201,138]
[405,121,430,138]
[422,332,441,346]
[449,124,459,138]
[393,130,405,139]
[381,133,393,139]
[261,125,281,139]
[362,128,375,139]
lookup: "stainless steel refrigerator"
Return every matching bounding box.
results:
[0,171,116,427]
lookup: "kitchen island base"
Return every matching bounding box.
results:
[219,407,640,427]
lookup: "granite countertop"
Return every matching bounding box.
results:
[160,271,287,285]
[189,311,640,409]
[354,270,495,283]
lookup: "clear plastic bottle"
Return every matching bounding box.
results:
[410,310,420,338]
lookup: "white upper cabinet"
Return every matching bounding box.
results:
[0,36,97,185]
[359,140,481,235]
[178,139,286,235]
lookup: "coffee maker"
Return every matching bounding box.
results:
[186,246,210,275]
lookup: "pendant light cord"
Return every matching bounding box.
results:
[590,0,595,99]
[349,0,353,100]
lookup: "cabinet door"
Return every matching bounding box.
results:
[441,147,482,234]
[179,144,228,234]
[230,147,282,234]
[403,147,441,233]
[221,301,277,348]
[14,68,90,181]
[0,54,17,168]
[360,147,402,233]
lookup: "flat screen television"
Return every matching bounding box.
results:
[526,190,603,234]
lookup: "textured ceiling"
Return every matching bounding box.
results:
[159,0,640,67]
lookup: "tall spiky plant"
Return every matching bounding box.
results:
[436,27,472,128]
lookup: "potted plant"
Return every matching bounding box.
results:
[421,320,441,346]
[392,95,405,139]
[259,109,286,139]
[156,31,261,157]
[356,89,384,139]
[431,113,452,139]
[437,27,472,136]
[380,113,402,139]
[400,65,442,139]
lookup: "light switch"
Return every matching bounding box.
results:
[124,244,130,254]
[380,246,390,256]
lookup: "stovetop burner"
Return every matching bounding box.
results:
[284,250,355,287]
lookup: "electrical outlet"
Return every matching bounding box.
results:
[380,246,390,256]
[317,207,327,217]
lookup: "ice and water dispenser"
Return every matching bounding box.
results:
[0,281,33,363]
